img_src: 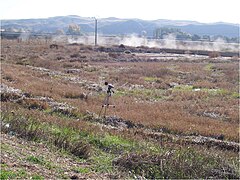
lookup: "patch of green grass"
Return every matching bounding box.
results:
[129,89,146,95]
[85,133,164,174]
[141,142,162,154]
[1,163,8,168]
[85,133,136,154]
[114,89,126,97]
[129,89,164,100]
[74,167,91,174]
[0,143,11,151]
[50,126,91,158]
[16,59,30,66]
[91,151,115,173]
[231,92,240,98]
[115,88,164,100]
[203,88,229,96]
[32,174,44,180]
[173,85,232,98]
[103,134,133,147]
[204,63,214,71]
[144,77,159,82]
[84,66,97,72]
[17,169,27,178]
[26,155,53,169]
[0,170,18,179]
[26,155,45,165]
[173,85,194,91]
[0,169,27,179]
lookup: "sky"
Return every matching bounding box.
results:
[0,0,239,24]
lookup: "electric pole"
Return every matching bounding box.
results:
[94,17,97,46]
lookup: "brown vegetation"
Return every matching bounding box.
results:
[1,39,239,179]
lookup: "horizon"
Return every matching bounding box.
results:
[0,0,239,24]
[1,14,239,25]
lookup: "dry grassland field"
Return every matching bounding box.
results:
[1,39,239,179]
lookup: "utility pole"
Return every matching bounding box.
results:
[94,17,97,46]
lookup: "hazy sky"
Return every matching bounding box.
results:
[0,0,239,24]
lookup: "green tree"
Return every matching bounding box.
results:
[192,34,201,41]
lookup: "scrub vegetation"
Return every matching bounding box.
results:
[1,39,239,179]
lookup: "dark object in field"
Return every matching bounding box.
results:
[49,44,58,49]
[211,134,225,140]
[124,50,131,54]
[119,44,125,48]
[70,175,79,179]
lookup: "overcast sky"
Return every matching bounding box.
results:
[0,0,239,24]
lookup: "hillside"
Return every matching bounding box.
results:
[1,15,239,37]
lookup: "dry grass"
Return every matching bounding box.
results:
[2,100,238,179]
[1,39,239,142]
[1,39,239,179]
[114,99,238,141]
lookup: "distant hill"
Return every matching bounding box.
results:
[1,15,239,38]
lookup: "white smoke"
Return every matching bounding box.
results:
[51,33,239,52]
[19,32,30,41]
[162,34,177,49]
[52,35,95,45]
[67,35,95,44]
[212,38,227,51]
[52,35,68,43]
[119,34,147,47]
